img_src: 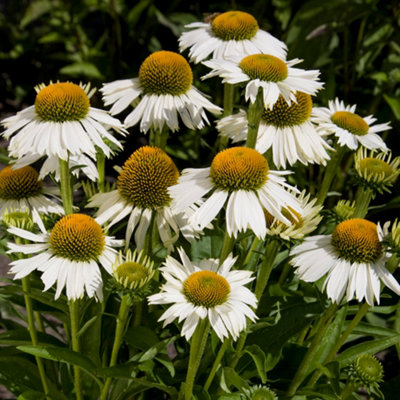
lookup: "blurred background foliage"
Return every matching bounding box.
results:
[0,0,399,201]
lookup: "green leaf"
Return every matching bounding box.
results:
[17,391,46,400]
[335,334,400,366]
[383,94,400,120]
[310,304,347,372]
[59,62,104,80]
[244,344,267,383]
[0,329,65,347]
[20,0,54,28]
[221,367,250,393]
[17,345,96,371]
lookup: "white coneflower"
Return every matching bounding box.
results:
[0,165,63,229]
[87,146,200,251]
[202,54,323,110]
[312,98,390,151]
[169,147,301,239]
[101,51,221,133]
[148,247,257,341]
[11,153,99,181]
[179,10,287,63]
[290,218,400,305]
[1,82,126,161]
[7,213,122,300]
[217,91,332,168]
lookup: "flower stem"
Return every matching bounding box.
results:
[59,157,74,215]
[219,83,235,150]
[246,89,264,149]
[317,146,347,205]
[254,239,280,301]
[353,186,373,218]
[243,237,261,270]
[287,302,338,396]
[204,339,229,392]
[154,126,169,150]
[307,302,370,387]
[22,277,50,397]
[97,149,106,193]
[100,294,131,400]
[219,231,235,264]
[69,300,83,400]
[183,318,210,400]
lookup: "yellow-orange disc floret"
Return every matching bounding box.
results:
[331,218,383,263]
[49,214,105,262]
[139,51,193,96]
[330,111,369,136]
[239,54,288,83]
[210,147,269,191]
[35,82,90,122]
[183,270,231,308]
[117,146,179,209]
[0,166,43,200]
[262,92,312,127]
[211,11,259,41]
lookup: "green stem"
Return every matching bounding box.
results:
[243,237,261,270]
[22,277,50,397]
[287,303,338,396]
[229,332,247,369]
[341,380,358,399]
[154,127,169,150]
[219,231,235,264]
[219,83,235,150]
[69,300,83,400]
[184,319,210,400]
[317,146,347,205]
[353,186,373,218]
[100,294,131,400]
[97,150,106,193]
[230,240,281,370]
[59,157,74,215]
[245,89,264,149]
[307,302,370,386]
[204,339,229,392]
[254,240,280,301]
[149,127,156,146]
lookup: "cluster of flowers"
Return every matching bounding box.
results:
[1,10,400,356]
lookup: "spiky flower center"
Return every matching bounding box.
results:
[139,51,193,96]
[265,206,302,228]
[247,387,277,400]
[183,270,230,308]
[0,166,43,200]
[330,111,369,136]
[115,262,149,285]
[35,82,90,122]
[360,158,393,178]
[239,54,288,83]
[262,92,312,127]
[117,146,179,209]
[211,11,259,41]
[354,354,383,384]
[210,147,269,191]
[331,218,382,263]
[49,214,105,262]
